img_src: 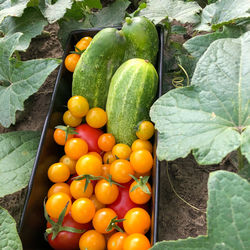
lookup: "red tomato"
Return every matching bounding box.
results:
[47,213,92,250]
[74,124,103,153]
[107,181,146,229]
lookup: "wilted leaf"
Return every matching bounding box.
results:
[152,171,250,249]
[150,32,250,165]
[0,0,29,23]
[39,0,73,23]
[196,0,250,31]
[0,207,22,249]
[0,7,48,51]
[139,0,201,24]
[0,33,61,127]
[0,131,40,197]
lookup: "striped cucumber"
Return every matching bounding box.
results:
[106,58,158,146]
[122,16,159,65]
[72,28,126,109]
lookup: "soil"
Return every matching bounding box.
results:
[0,18,237,245]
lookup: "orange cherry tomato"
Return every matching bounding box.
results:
[95,179,119,204]
[89,194,105,211]
[70,179,93,199]
[64,53,80,72]
[67,96,89,118]
[123,233,151,250]
[75,39,89,52]
[98,133,116,152]
[79,230,105,250]
[92,208,117,234]
[53,128,74,146]
[47,183,71,198]
[71,198,95,224]
[48,162,70,183]
[136,121,155,140]
[88,151,103,162]
[101,163,111,178]
[86,107,107,128]
[129,181,151,204]
[123,208,151,235]
[75,154,102,177]
[60,155,77,175]
[45,192,71,219]
[103,151,116,164]
[131,139,153,153]
[130,149,153,174]
[63,110,82,127]
[64,138,88,160]
[112,143,131,159]
[108,232,128,250]
[80,36,92,45]
[110,159,134,183]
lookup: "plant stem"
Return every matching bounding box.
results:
[166,162,206,214]
[15,51,21,61]
[237,148,244,170]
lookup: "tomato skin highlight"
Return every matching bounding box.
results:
[48,163,70,183]
[74,124,103,153]
[67,96,89,118]
[47,213,91,250]
[86,107,107,128]
[48,182,71,198]
[130,149,153,174]
[64,138,88,160]
[98,133,116,152]
[129,181,152,204]
[53,128,74,146]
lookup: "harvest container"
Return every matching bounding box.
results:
[19,26,164,249]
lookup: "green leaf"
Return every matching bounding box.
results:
[152,171,250,249]
[39,0,73,23]
[196,0,250,31]
[0,7,48,51]
[171,25,187,35]
[84,0,102,9]
[150,32,250,165]
[0,0,29,23]
[138,0,201,24]
[0,207,22,249]
[89,0,130,27]
[0,131,40,197]
[0,33,61,127]
[184,26,246,58]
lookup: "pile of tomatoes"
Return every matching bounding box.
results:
[45,38,156,250]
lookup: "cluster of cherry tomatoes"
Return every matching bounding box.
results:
[45,49,156,250]
[64,36,93,72]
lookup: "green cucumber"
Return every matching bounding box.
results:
[122,16,159,65]
[106,58,158,146]
[72,28,126,109]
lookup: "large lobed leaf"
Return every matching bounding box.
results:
[39,0,73,23]
[0,131,40,197]
[196,0,250,31]
[184,26,246,59]
[0,207,22,249]
[0,33,61,128]
[139,0,201,24]
[0,7,48,51]
[150,32,250,165]
[152,171,250,249]
[0,0,29,23]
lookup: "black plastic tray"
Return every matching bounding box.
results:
[19,26,164,249]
